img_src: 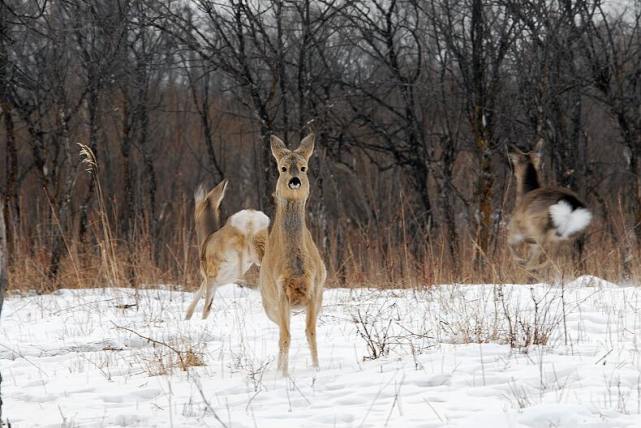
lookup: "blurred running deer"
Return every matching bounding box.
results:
[507,140,592,271]
[185,179,269,320]
[259,133,326,376]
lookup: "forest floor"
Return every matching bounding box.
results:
[2,276,640,427]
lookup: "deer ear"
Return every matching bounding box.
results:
[270,135,288,162]
[210,179,228,206]
[507,145,523,165]
[295,133,315,161]
[530,152,542,171]
[532,138,544,154]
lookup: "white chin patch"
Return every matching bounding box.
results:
[288,182,301,190]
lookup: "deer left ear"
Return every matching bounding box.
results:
[507,144,523,165]
[270,135,289,162]
[532,138,544,155]
[530,152,542,170]
[295,133,315,161]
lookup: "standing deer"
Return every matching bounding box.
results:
[259,133,326,376]
[507,140,592,271]
[185,179,269,320]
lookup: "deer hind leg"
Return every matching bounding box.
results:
[507,230,529,265]
[185,279,205,320]
[525,243,541,269]
[202,278,218,320]
[276,296,291,377]
[508,241,526,264]
[306,299,319,368]
[573,235,586,273]
[524,243,554,273]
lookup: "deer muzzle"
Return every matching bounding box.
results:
[288,177,301,189]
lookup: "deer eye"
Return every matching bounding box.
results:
[281,166,287,172]
[301,166,306,172]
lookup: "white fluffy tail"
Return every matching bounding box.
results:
[549,200,592,239]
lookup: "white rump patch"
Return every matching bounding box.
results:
[549,200,592,239]
[228,209,270,234]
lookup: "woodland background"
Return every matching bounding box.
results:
[1,0,640,291]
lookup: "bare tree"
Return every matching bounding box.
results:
[0,198,7,423]
[429,0,517,263]
[582,4,641,244]
[337,0,436,229]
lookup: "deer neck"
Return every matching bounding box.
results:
[274,197,307,243]
[515,163,541,202]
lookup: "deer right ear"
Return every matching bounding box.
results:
[209,178,228,207]
[507,145,523,165]
[270,135,288,161]
[532,138,544,154]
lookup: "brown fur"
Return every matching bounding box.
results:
[194,180,227,247]
[507,140,589,271]
[259,133,326,376]
[185,180,269,320]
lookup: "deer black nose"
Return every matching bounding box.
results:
[288,177,301,189]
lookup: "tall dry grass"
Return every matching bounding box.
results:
[5,146,639,293]
[7,187,639,295]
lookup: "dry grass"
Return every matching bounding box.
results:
[5,148,640,294]
[6,206,639,294]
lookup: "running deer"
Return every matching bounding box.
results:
[507,140,592,271]
[259,133,326,376]
[185,180,269,320]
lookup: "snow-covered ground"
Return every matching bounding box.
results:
[2,276,641,427]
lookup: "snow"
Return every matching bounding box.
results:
[2,276,641,427]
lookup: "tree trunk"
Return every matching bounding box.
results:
[629,143,641,247]
[0,4,17,260]
[135,55,158,261]
[48,108,76,281]
[439,141,459,269]
[79,86,99,241]
[198,76,223,181]
[120,93,134,239]
[2,105,17,259]
[0,205,7,423]
[120,93,136,287]
[471,0,493,265]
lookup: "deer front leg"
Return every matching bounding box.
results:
[306,300,319,368]
[507,229,528,264]
[277,296,291,377]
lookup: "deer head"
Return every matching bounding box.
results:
[508,139,543,195]
[508,139,543,175]
[270,133,315,201]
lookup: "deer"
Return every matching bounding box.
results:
[259,133,326,376]
[185,179,270,320]
[507,140,592,272]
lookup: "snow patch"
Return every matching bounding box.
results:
[2,281,640,427]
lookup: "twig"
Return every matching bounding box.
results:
[595,348,613,365]
[111,322,186,370]
[193,377,229,428]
